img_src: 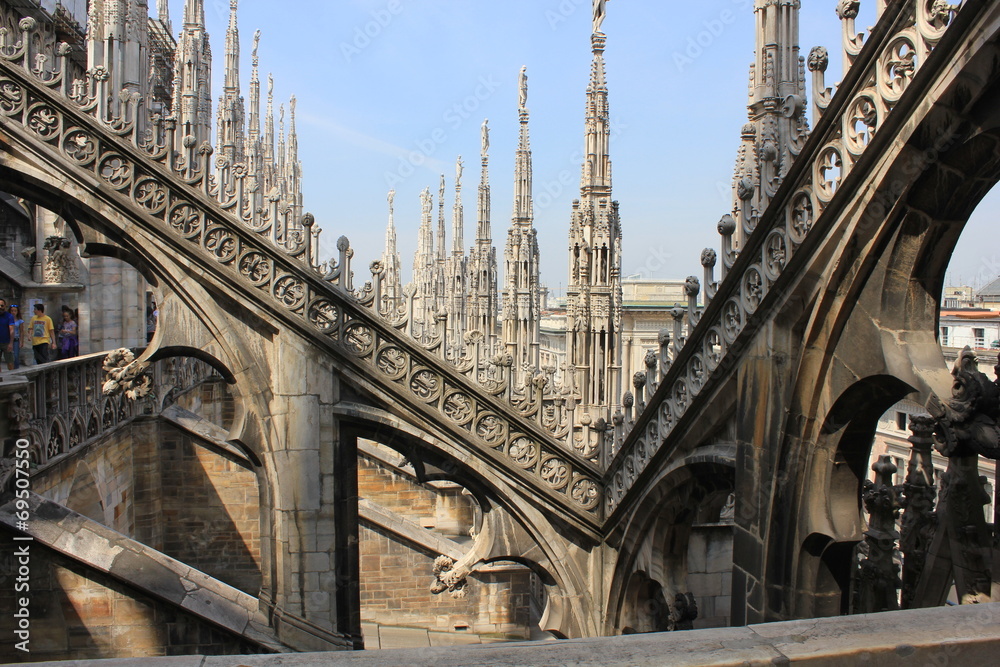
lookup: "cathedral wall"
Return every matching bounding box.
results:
[30,427,138,537]
[358,453,475,540]
[172,378,237,432]
[358,522,532,638]
[687,525,733,629]
[30,417,262,597]
[80,256,149,355]
[138,421,261,597]
[0,528,262,660]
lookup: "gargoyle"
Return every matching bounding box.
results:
[926,347,1000,459]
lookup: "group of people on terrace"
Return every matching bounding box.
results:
[0,298,79,371]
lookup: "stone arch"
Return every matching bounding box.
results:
[756,22,1000,620]
[796,533,857,618]
[332,403,600,638]
[606,446,736,634]
[618,570,670,634]
[781,371,917,620]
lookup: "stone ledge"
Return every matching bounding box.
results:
[27,602,990,666]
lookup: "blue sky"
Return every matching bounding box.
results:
[171,0,997,293]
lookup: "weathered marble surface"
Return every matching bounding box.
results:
[20,602,1000,666]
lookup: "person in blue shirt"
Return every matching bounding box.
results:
[8,304,24,370]
[0,298,14,370]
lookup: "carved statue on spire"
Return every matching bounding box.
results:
[593,0,608,34]
[456,156,463,184]
[252,30,260,65]
[481,119,490,157]
[387,189,395,212]
[519,66,528,109]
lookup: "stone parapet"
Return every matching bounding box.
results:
[28,601,995,666]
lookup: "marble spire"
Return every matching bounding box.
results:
[173,0,213,149]
[414,187,437,328]
[247,31,261,151]
[87,1,150,120]
[157,0,172,34]
[382,190,403,314]
[444,157,468,353]
[217,0,245,164]
[467,120,499,349]
[728,0,808,253]
[503,66,542,384]
[566,3,623,417]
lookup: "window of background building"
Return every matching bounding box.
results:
[974,327,986,348]
[896,412,907,431]
[941,326,949,346]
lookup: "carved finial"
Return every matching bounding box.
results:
[836,0,860,20]
[718,214,736,236]
[684,276,701,297]
[808,46,829,72]
[633,372,646,390]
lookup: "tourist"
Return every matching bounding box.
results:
[146,301,158,343]
[29,302,56,364]
[9,304,24,370]
[0,298,13,371]
[58,306,79,359]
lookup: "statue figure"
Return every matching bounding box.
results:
[926,347,1000,459]
[593,0,608,33]
[720,492,736,522]
[481,119,490,157]
[387,189,395,212]
[456,156,463,184]
[669,592,698,631]
[519,66,528,109]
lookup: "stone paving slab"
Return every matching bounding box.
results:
[374,626,431,650]
[426,631,490,647]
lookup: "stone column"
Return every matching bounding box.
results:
[259,339,359,650]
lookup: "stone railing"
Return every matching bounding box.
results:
[0,27,604,523]
[0,352,213,470]
[605,0,969,516]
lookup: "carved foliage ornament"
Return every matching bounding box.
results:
[102,348,152,401]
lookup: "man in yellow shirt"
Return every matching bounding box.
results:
[29,303,56,364]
